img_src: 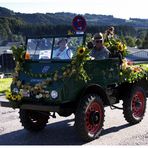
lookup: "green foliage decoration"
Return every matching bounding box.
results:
[120,59,148,83]
[103,26,128,57]
[6,44,91,101]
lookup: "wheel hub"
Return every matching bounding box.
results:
[90,111,100,125]
[85,101,103,133]
[132,92,145,118]
[135,100,142,109]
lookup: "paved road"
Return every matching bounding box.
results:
[0,96,148,145]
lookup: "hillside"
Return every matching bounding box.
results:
[0,6,148,27]
[0,6,148,48]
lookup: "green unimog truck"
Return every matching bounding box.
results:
[0,33,147,142]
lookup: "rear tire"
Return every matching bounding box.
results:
[123,86,147,125]
[75,94,105,142]
[19,109,49,132]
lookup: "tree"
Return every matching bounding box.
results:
[135,38,142,48]
[142,32,148,49]
[125,36,136,47]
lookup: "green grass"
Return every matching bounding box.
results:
[0,78,12,94]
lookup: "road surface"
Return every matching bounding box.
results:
[0,96,148,145]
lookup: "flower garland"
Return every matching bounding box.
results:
[6,28,148,102]
[6,45,90,102]
[73,46,91,81]
[120,58,148,83]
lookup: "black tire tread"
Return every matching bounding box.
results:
[19,109,49,132]
[75,94,105,142]
[123,86,147,125]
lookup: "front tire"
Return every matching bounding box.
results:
[123,86,147,125]
[19,109,49,132]
[75,94,105,142]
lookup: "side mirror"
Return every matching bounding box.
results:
[87,41,94,49]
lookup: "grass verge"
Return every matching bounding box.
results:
[0,78,12,94]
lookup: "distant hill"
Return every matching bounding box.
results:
[0,7,15,16]
[0,6,148,28]
[0,6,148,48]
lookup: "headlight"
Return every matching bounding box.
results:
[12,87,19,94]
[50,90,58,99]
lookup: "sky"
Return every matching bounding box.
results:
[0,0,147,20]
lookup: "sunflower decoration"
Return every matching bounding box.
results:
[115,41,127,56]
[6,91,23,101]
[6,91,12,100]
[70,46,91,82]
[77,46,86,56]
[76,46,91,60]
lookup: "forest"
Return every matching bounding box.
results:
[0,6,148,48]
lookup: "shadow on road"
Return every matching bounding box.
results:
[0,119,84,145]
[0,118,132,145]
[101,123,131,136]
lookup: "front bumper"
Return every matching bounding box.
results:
[0,98,60,112]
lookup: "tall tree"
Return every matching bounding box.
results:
[125,36,136,47]
[142,32,148,49]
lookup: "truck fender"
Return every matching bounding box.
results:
[79,84,109,106]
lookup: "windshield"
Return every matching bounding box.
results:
[26,38,53,60]
[26,35,84,60]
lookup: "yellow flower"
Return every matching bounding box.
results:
[6,92,12,99]
[63,71,67,77]
[133,66,142,72]
[15,64,21,72]
[17,80,22,88]
[45,94,50,98]
[117,42,123,51]
[104,42,110,48]
[67,30,73,35]
[34,84,42,91]
[42,94,46,98]
[71,60,76,65]
[72,68,76,74]
[77,47,86,56]
[121,59,129,70]
[12,95,17,101]
[66,69,71,74]
[17,94,22,101]
[53,73,58,81]
[123,44,127,50]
